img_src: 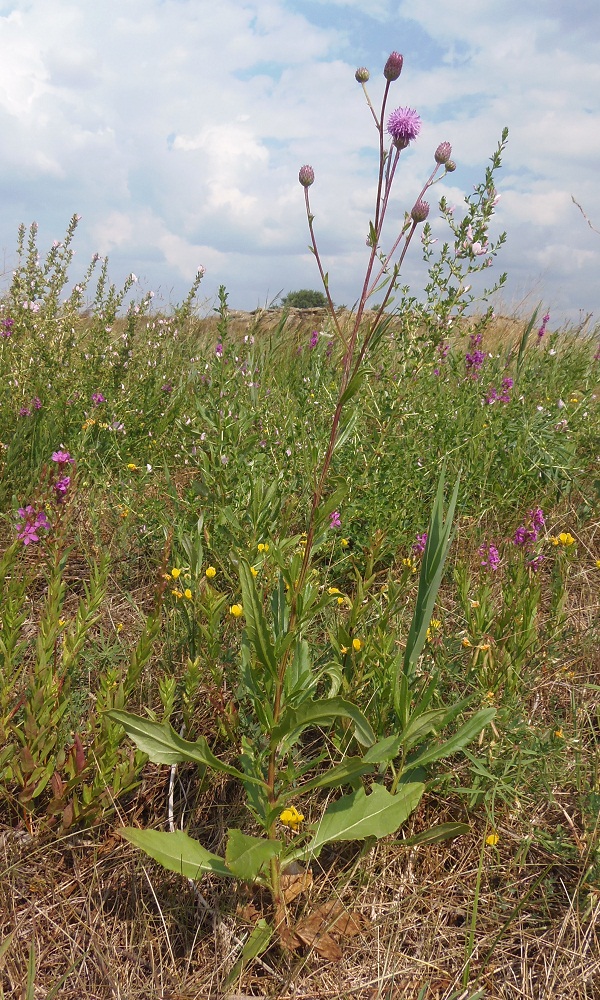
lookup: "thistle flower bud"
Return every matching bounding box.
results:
[434,141,452,164]
[298,164,315,188]
[445,160,457,172]
[383,51,403,81]
[411,199,430,223]
[355,67,370,83]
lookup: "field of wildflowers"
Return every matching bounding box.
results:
[1,50,599,1000]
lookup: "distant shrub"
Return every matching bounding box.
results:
[280,288,329,309]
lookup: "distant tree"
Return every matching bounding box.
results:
[280,289,329,309]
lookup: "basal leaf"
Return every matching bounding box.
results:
[308,781,424,855]
[107,711,267,787]
[224,919,273,987]
[121,828,234,880]
[225,829,281,881]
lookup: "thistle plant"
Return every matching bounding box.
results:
[110,50,495,963]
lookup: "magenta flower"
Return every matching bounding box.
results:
[15,506,50,545]
[383,51,403,81]
[479,544,500,571]
[413,532,428,555]
[537,312,550,340]
[53,476,71,502]
[51,450,75,465]
[330,510,342,529]
[91,392,106,406]
[298,165,315,188]
[529,507,545,531]
[1,317,14,337]
[387,107,421,148]
[309,330,319,349]
[19,407,31,418]
[215,343,223,357]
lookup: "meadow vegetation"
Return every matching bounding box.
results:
[0,52,599,1000]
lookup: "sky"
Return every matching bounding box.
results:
[0,0,599,325]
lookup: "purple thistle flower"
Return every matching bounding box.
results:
[329,510,342,529]
[387,107,421,148]
[91,392,106,406]
[479,544,501,571]
[413,532,428,555]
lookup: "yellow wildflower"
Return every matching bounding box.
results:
[171,589,183,599]
[205,566,217,579]
[595,560,600,569]
[257,542,269,553]
[554,727,564,739]
[469,599,480,609]
[558,532,575,546]
[280,805,304,831]
[127,463,138,470]
[116,622,124,633]
[352,638,363,652]
[340,645,349,654]
[340,538,349,548]
[184,588,193,600]
[478,642,491,652]
[485,832,500,846]
[402,557,417,574]
[170,567,181,579]
[328,587,341,595]
[250,566,258,577]
[230,604,243,618]
[462,637,472,648]
[337,597,344,606]
[58,618,67,628]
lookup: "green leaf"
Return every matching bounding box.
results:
[293,756,375,794]
[308,781,424,856]
[398,822,470,846]
[224,919,273,987]
[239,560,278,679]
[361,733,404,764]
[272,697,375,750]
[121,828,234,879]
[404,709,495,772]
[107,711,267,787]
[401,468,460,687]
[225,829,281,881]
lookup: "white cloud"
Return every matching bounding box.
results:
[0,0,597,322]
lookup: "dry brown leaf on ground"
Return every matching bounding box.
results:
[281,868,313,902]
[292,901,371,960]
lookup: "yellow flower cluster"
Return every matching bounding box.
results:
[230,604,243,618]
[279,805,304,831]
[550,532,575,547]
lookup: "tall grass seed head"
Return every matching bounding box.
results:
[383,51,403,81]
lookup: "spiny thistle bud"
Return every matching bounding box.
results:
[445,159,456,172]
[434,141,452,164]
[355,67,370,83]
[411,199,430,223]
[383,51,403,81]
[298,165,315,188]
